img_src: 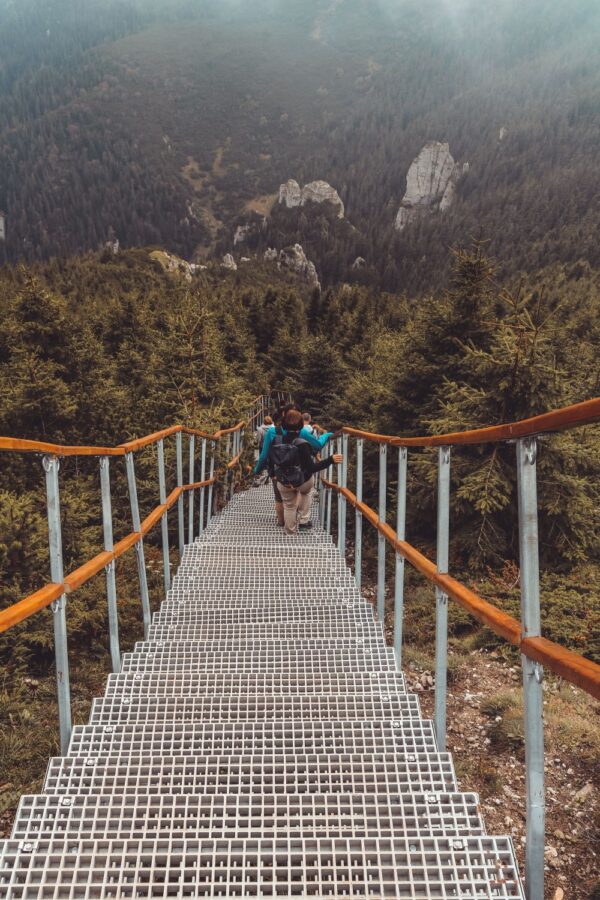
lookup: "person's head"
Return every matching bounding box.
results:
[302,413,312,424]
[283,402,301,415]
[282,409,303,433]
[264,415,273,425]
[272,409,282,425]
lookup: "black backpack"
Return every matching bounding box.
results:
[268,431,308,488]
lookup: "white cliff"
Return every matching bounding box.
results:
[221,253,238,271]
[395,142,466,230]
[278,244,320,290]
[279,179,344,219]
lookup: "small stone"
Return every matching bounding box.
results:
[544,846,558,861]
[574,783,593,803]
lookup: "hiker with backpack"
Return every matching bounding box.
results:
[267,408,342,535]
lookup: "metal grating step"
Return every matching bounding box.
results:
[12,792,483,841]
[43,753,455,796]
[102,672,407,698]
[147,622,381,641]
[120,648,395,674]
[88,694,420,725]
[67,722,445,760]
[0,836,523,898]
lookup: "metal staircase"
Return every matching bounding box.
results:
[0,484,524,898]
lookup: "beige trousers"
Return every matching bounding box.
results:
[277,477,315,534]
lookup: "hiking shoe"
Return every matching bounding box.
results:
[299,521,313,531]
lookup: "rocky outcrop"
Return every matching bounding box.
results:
[279,179,344,219]
[221,253,238,271]
[352,256,366,270]
[395,142,466,230]
[264,248,278,262]
[279,179,302,209]
[150,250,197,282]
[234,225,251,246]
[277,244,320,290]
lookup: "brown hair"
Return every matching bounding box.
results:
[264,415,273,425]
[283,409,304,432]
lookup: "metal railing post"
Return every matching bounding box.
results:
[157,439,171,595]
[224,434,231,498]
[326,482,332,535]
[434,446,451,751]
[377,443,387,625]
[517,437,545,900]
[338,434,348,556]
[188,434,195,543]
[355,438,364,590]
[99,457,121,673]
[125,451,151,639]
[176,431,184,557]
[42,455,72,755]
[394,447,408,670]
[198,438,207,538]
[207,450,216,526]
[334,438,341,552]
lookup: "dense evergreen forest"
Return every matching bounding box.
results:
[0,246,598,667]
[1,0,599,294]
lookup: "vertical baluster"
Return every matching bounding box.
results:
[207,449,216,526]
[188,434,195,543]
[355,438,364,590]
[326,479,332,535]
[377,443,387,626]
[394,447,408,670]
[176,431,184,557]
[517,437,545,900]
[125,452,151,639]
[157,439,171,595]
[434,446,450,750]
[42,455,72,755]
[99,457,121,673]
[340,434,348,557]
[336,437,343,553]
[198,438,207,538]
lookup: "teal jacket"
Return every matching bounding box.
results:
[254,426,333,474]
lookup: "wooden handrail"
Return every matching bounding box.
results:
[322,478,600,700]
[343,396,600,447]
[0,476,217,634]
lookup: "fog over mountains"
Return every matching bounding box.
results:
[1,0,599,292]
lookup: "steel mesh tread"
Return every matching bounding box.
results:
[12,792,483,841]
[0,836,523,898]
[147,624,381,642]
[120,650,395,674]
[88,694,420,725]
[66,722,445,760]
[42,753,456,796]
[103,672,407,698]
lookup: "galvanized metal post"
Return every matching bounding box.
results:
[434,446,451,751]
[176,431,184,557]
[224,434,231,498]
[326,482,332,535]
[188,434,195,544]
[207,449,216,526]
[198,438,207,538]
[340,434,348,557]
[394,447,408,670]
[157,439,170,595]
[336,438,343,554]
[355,439,364,590]
[99,457,121,673]
[516,437,545,900]
[125,452,151,639]
[377,443,387,625]
[42,455,72,755]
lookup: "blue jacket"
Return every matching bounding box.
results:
[254,426,333,474]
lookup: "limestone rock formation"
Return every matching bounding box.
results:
[352,256,366,270]
[278,244,320,290]
[234,225,251,246]
[264,248,278,262]
[150,249,197,282]
[395,142,466,230]
[221,253,238,271]
[279,179,302,209]
[279,179,344,219]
